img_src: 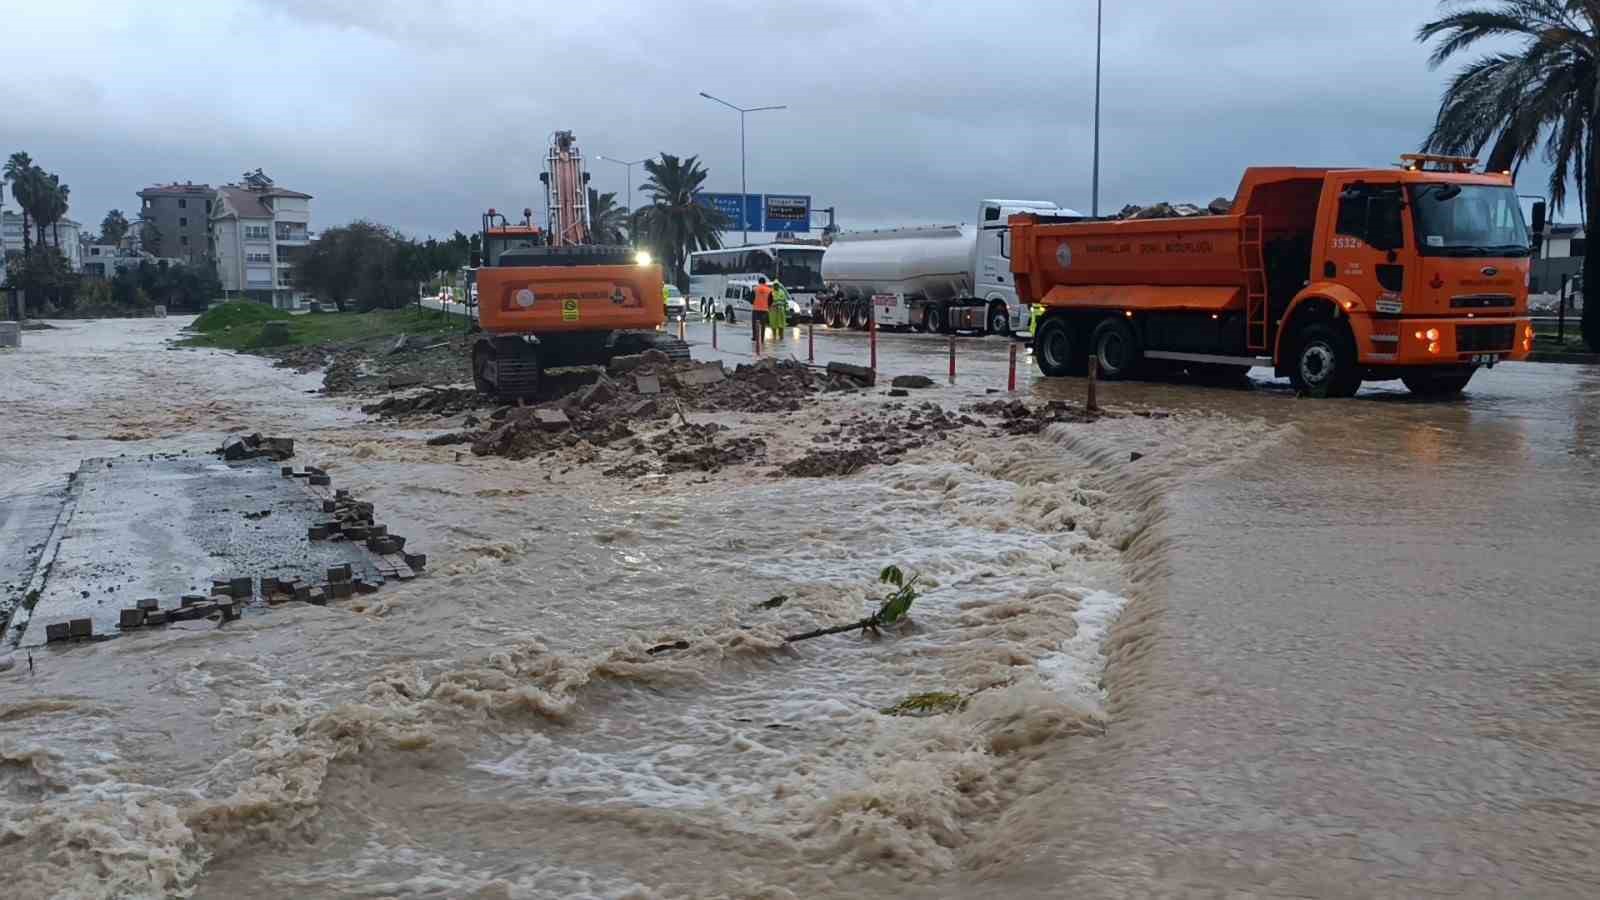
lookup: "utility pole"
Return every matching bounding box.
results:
[1092,0,1103,218]
[597,155,648,219]
[699,92,786,246]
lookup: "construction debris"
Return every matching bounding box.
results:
[1115,197,1232,219]
[217,433,295,461]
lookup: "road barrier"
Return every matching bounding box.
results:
[1008,342,1017,392]
[948,334,956,384]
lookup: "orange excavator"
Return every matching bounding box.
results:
[468,130,686,397]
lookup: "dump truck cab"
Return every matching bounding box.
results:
[1013,154,1537,397]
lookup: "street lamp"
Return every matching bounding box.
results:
[597,155,648,217]
[1092,0,1103,218]
[699,91,786,246]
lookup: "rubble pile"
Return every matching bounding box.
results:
[362,387,486,419]
[434,357,868,464]
[779,402,981,477]
[966,399,1099,434]
[216,433,295,462]
[1116,196,1232,219]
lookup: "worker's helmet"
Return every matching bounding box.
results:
[758,276,767,284]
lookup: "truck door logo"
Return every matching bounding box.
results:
[1056,244,1072,268]
[561,298,580,321]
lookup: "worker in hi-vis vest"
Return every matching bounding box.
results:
[752,277,773,342]
[769,279,790,337]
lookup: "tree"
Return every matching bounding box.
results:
[1418,2,1600,350]
[295,221,420,311]
[5,152,36,261]
[37,175,69,251]
[588,188,629,244]
[101,209,130,246]
[634,154,729,289]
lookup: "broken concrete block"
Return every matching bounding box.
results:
[229,577,253,598]
[69,618,93,639]
[308,587,328,606]
[181,593,208,607]
[306,465,326,476]
[45,622,70,642]
[353,578,380,595]
[534,408,570,431]
[144,610,168,626]
[309,474,332,486]
[369,524,388,538]
[281,466,294,477]
[221,601,240,621]
[571,377,619,410]
[293,584,312,603]
[137,597,160,612]
[120,609,145,629]
[625,399,659,419]
[390,535,407,551]
[308,525,329,541]
[335,488,350,499]
[890,374,935,389]
[322,499,337,513]
[330,581,355,599]
[327,564,352,583]
[826,362,876,387]
[402,552,427,571]
[674,364,726,387]
[635,373,662,396]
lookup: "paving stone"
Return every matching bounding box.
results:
[45,622,70,642]
[136,598,160,612]
[69,618,93,639]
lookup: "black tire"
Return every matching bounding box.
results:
[849,304,869,330]
[923,304,945,334]
[725,305,737,324]
[1090,317,1141,380]
[1289,321,1361,398]
[829,303,845,329]
[1402,371,1474,397]
[1033,316,1081,377]
[987,303,1011,336]
[472,343,496,396]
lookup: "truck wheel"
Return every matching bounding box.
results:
[725,305,737,324]
[472,343,497,396]
[1290,322,1360,398]
[924,304,945,334]
[1033,316,1081,377]
[1402,371,1474,397]
[850,304,869,330]
[987,303,1011,336]
[829,303,845,328]
[1090,317,1141,379]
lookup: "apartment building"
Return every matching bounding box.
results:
[211,169,312,308]
[136,182,215,264]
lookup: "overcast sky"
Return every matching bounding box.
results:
[0,0,1554,239]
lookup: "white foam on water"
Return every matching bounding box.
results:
[1034,588,1129,716]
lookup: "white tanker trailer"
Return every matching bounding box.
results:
[818,199,1082,334]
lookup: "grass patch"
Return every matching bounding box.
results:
[182,302,462,351]
[880,691,968,718]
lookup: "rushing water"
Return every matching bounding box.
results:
[1,319,1596,898]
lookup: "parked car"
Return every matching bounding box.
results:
[664,285,687,321]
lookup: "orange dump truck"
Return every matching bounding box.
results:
[1011,155,1540,396]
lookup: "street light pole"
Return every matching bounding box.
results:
[597,155,648,218]
[699,91,786,246]
[1092,0,1102,218]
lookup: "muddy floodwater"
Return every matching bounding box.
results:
[2,318,1597,898]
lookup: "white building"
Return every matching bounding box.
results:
[211,170,312,308]
[2,210,82,270]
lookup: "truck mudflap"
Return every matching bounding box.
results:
[1352,316,1533,366]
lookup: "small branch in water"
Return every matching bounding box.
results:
[784,617,878,643]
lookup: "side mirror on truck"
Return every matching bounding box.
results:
[1531,200,1547,254]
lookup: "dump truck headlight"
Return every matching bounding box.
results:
[635,250,653,266]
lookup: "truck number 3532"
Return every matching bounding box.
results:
[1331,236,1364,250]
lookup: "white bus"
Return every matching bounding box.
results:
[688,242,825,320]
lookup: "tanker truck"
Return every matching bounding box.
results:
[818,199,1083,335]
[1011,155,1539,397]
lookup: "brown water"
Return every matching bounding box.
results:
[1,319,1596,898]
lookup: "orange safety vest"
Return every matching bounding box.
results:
[753,284,773,312]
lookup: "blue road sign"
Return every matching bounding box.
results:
[695,193,811,232]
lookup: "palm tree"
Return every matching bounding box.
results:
[1418,2,1600,349]
[588,188,629,244]
[4,152,35,259]
[39,176,69,251]
[635,153,730,289]
[102,209,130,247]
